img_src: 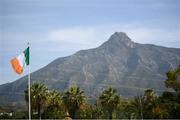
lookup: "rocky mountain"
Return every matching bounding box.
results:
[0,32,180,106]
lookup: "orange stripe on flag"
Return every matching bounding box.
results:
[11,58,23,74]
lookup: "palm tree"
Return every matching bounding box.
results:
[126,96,144,119]
[63,86,85,118]
[25,83,48,119]
[98,87,120,119]
[47,90,62,109]
[144,89,157,103]
[43,90,64,119]
[143,89,159,118]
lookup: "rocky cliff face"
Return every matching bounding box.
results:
[0,32,180,105]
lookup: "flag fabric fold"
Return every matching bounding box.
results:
[11,47,29,74]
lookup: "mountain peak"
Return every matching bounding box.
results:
[111,32,133,42]
[113,32,128,37]
[102,32,135,48]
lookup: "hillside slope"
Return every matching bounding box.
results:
[0,32,180,105]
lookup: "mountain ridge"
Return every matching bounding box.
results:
[0,32,180,106]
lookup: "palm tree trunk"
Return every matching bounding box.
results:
[38,103,41,119]
[109,110,113,119]
[70,109,76,119]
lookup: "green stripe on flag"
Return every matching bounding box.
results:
[23,47,29,65]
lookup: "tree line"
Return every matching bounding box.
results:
[1,65,180,119]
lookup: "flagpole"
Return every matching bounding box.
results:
[28,43,31,120]
[139,96,143,120]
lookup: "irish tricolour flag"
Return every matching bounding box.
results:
[11,47,29,74]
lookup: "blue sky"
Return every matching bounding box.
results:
[0,0,180,85]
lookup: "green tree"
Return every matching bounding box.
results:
[165,65,180,93]
[115,98,130,119]
[143,89,169,119]
[143,89,157,118]
[98,87,120,119]
[126,89,168,119]
[151,104,169,119]
[63,86,85,118]
[76,103,93,119]
[25,83,48,119]
[42,90,65,119]
[161,65,180,118]
[47,90,62,110]
[92,104,108,119]
[126,96,144,119]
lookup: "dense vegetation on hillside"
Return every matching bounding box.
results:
[0,65,180,119]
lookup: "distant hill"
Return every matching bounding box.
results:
[0,32,180,106]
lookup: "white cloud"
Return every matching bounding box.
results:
[47,24,180,49]
[48,27,111,49]
[49,27,96,44]
[126,28,180,47]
